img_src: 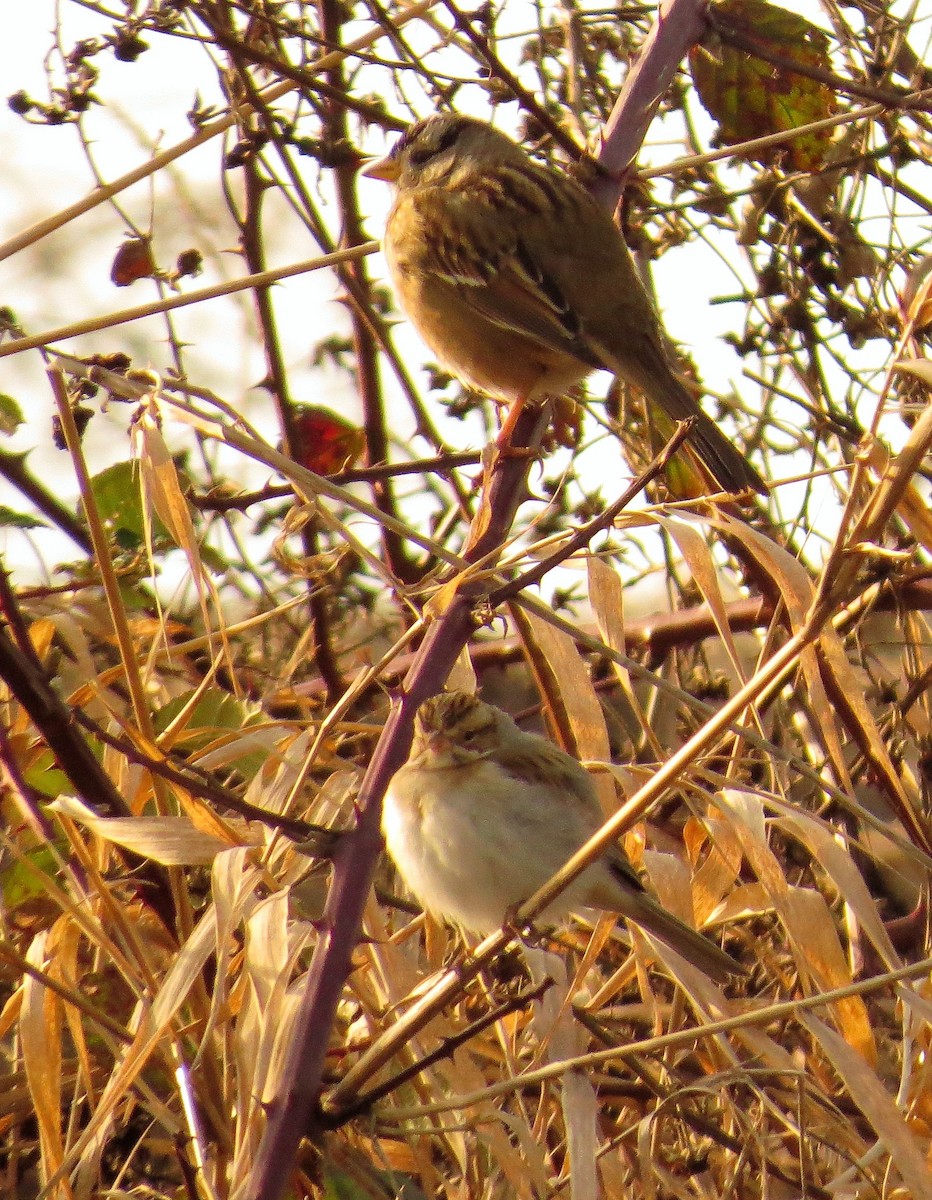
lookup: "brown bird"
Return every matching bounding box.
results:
[383,691,742,981]
[364,113,764,495]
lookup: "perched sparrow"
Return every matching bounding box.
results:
[363,113,764,495]
[382,691,740,981]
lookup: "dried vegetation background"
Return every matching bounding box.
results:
[1,1,932,1197]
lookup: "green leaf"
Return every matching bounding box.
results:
[322,1168,426,1200]
[1,843,61,911]
[87,460,168,547]
[198,542,230,575]
[153,688,265,777]
[0,505,46,530]
[690,0,837,171]
[0,393,25,434]
[23,746,71,799]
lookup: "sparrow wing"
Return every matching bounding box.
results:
[493,736,602,817]
[404,168,604,370]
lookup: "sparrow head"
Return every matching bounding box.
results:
[411,690,502,766]
[362,113,524,190]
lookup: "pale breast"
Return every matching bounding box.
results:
[382,756,616,934]
[382,758,527,932]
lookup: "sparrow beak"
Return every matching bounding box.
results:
[361,153,400,183]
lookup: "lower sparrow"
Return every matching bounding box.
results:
[382,691,740,981]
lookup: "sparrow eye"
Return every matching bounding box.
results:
[408,143,439,167]
[406,119,465,167]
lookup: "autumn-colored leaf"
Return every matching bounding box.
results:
[289,406,365,474]
[110,236,156,286]
[690,0,837,170]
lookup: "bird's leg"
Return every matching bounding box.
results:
[496,394,526,446]
[491,395,537,461]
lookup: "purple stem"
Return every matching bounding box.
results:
[244,407,549,1198]
[592,0,709,209]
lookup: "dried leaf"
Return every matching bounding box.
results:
[135,412,230,671]
[524,949,601,1197]
[784,886,876,1063]
[110,236,156,286]
[712,514,852,792]
[446,644,477,695]
[20,931,65,1188]
[564,1068,600,1199]
[587,556,659,755]
[50,793,244,864]
[512,606,610,763]
[138,415,199,563]
[642,849,698,926]
[44,917,214,1191]
[861,436,932,554]
[683,815,743,920]
[900,254,932,332]
[656,514,747,682]
[799,1012,932,1195]
[817,625,931,855]
[777,810,899,969]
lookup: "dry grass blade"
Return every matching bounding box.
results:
[511,604,614,819]
[711,514,855,787]
[20,931,66,1192]
[134,412,229,670]
[656,514,749,684]
[815,626,931,854]
[797,1012,932,1195]
[48,794,247,865]
[717,789,876,1059]
[776,810,900,969]
[587,557,664,757]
